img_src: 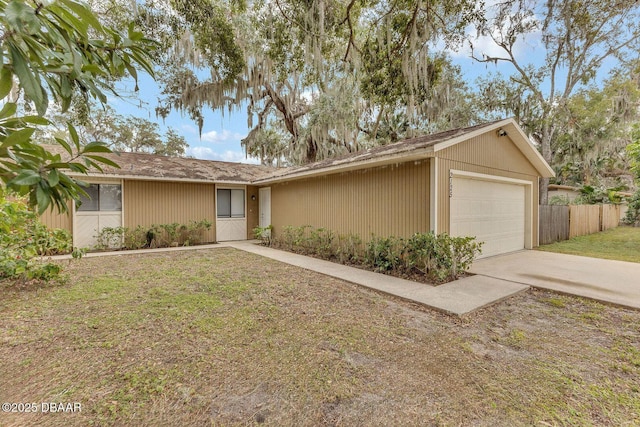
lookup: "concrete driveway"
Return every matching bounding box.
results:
[470,250,640,310]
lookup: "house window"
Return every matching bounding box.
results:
[217,189,245,218]
[77,184,122,211]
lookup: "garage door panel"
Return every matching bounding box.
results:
[450,177,525,258]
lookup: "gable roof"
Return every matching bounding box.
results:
[42,118,553,184]
[256,118,554,183]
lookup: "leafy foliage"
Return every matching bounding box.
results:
[573,185,627,206]
[152,0,479,165]
[0,191,73,283]
[623,192,640,226]
[553,64,640,189]
[93,220,213,251]
[0,0,156,213]
[44,102,188,157]
[364,235,404,272]
[471,0,640,203]
[265,225,482,283]
[404,232,482,282]
[252,224,273,246]
[624,124,640,225]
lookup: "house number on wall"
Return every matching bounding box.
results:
[449,171,453,198]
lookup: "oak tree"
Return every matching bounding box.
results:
[470,0,640,203]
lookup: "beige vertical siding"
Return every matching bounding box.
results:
[124,180,217,242]
[270,160,430,240]
[436,133,541,246]
[246,185,259,239]
[439,132,540,176]
[39,202,72,232]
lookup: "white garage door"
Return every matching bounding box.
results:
[450,177,525,258]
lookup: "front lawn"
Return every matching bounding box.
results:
[1,248,639,426]
[538,226,640,263]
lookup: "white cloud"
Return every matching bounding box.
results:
[181,124,199,134]
[187,146,260,164]
[443,2,542,63]
[200,129,246,144]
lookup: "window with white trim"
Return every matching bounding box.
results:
[77,184,122,211]
[217,189,245,218]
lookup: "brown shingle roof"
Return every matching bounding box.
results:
[263,121,500,180]
[42,145,277,182]
[42,118,545,183]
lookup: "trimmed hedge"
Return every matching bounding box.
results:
[93,220,212,251]
[255,225,483,283]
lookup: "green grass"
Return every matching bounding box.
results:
[1,248,639,426]
[538,226,640,262]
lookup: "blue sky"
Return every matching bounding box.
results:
[110,10,617,165]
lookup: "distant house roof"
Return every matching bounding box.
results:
[43,145,277,184]
[42,118,554,184]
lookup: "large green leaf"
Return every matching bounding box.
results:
[5,0,41,34]
[0,67,13,99]
[82,142,113,153]
[84,155,120,169]
[20,115,50,126]
[9,44,46,115]
[47,169,60,187]
[58,0,104,33]
[0,102,17,120]
[35,184,51,214]
[0,128,36,149]
[67,122,79,146]
[11,170,41,186]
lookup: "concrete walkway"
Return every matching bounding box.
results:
[50,242,528,316]
[470,250,640,310]
[225,241,528,316]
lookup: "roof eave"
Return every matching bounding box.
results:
[433,118,555,178]
[67,172,251,185]
[254,148,436,184]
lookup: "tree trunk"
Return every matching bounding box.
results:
[305,136,317,163]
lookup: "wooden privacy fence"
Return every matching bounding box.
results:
[539,205,569,244]
[539,204,622,244]
[600,204,621,231]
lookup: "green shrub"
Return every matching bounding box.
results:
[280,225,311,252]
[0,191,72,283]
[405,232,483,282]
[335,233,363,264]
[364,235,404,272]
[405,232,439,274]
[94,220,212,250]
[184,219,212,245]
[124,226,148,250]
[623,190,640,226]
[308,227,335,258]
[253,225,273,246]
[94,226,125,250]
[270,224,482,284]
[148,223,181,247]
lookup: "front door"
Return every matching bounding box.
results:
[259,187,271,227]
[216,186,247,241]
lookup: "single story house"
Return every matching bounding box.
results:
[547,184,582,202]
[41,118,554,258]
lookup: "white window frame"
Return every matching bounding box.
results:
[216,188,246,219]
[72,178,124,248]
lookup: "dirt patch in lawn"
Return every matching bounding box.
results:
[1,248,639,426]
